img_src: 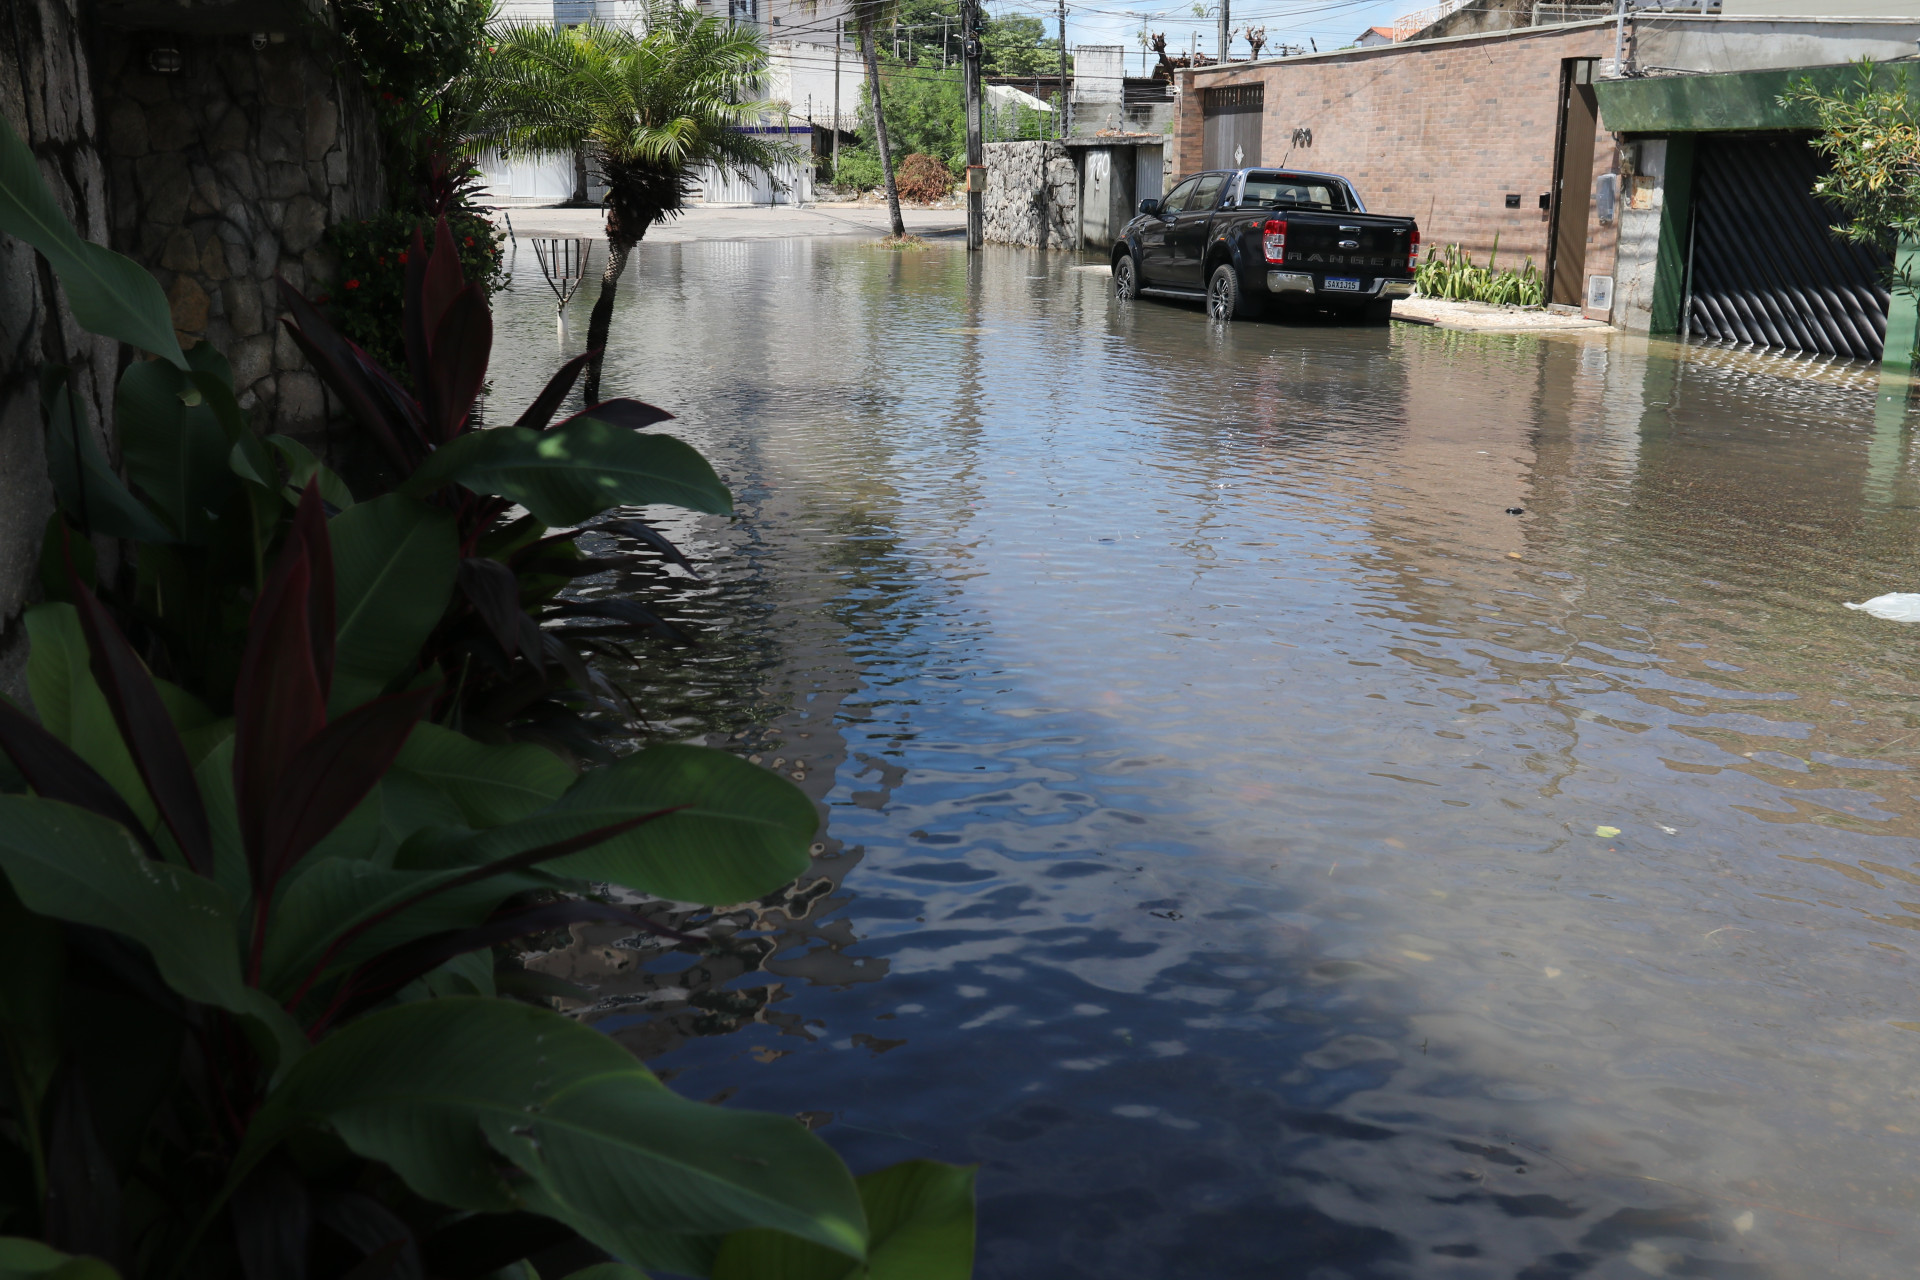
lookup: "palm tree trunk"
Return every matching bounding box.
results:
[583,236,633,405]
[860,23,906,239]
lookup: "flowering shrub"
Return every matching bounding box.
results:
[896,152,957,203]
[322,208,505,371]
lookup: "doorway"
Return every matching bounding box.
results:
[1547,58,1598,306]
[1201,83,1264,170]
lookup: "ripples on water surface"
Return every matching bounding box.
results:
[488,240,1920,1278]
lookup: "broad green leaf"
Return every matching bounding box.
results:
[0,116,186,369]
[24,603,157,833]
[265,435,354,511]
[328,495,458,714]
[404,417,731,525]
[713,1160,976,1280]
[558,1267,648,1280]
[194,736,248,902]
[42,371,175,543]
[244,999,864,1257]
[404,948,495,1000]
[259,859,537,996]
[0,1237,122,1279]
[395,722,573,827]
[0,878,65,1139]
[115,359,236,545]
[0,795,241,1010]
[447,744,815,905]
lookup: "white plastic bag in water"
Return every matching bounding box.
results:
[1843,593,1920,621]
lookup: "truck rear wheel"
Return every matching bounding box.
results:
[1207,264,1253,322]
[1361,298,1394,325]
[1113,252,1139,299]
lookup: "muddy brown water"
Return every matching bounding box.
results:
[487,239,1920,1279]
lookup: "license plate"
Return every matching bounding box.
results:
[1322,277,1363,292]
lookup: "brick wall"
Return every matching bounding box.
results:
[1174,23,1619,298]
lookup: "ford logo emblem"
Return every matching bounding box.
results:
[1338,239,1359,249]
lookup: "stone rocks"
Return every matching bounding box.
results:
[96,28,383,425]
[984,141,1078,249]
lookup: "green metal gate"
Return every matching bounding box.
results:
[1687,135,1890,361]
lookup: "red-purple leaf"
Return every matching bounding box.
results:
[0,699,161,860]
[591,517,701,576]
[69,579,213,875]
[233,557,326,888]
[277,280,420,473]
[421,217,466,352]
[286,482,337,703]
[549,397,674,433]
[455,558,524,659]
[402,225,432,406]
[258,687,435,891]
[511,350,594,431]
[425,285,491,443]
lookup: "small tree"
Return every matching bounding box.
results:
[1783,60,1920,285]
[481,6,796,400]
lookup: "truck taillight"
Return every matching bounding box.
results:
[1263,219,1287,264]
[1408,226,1420,271]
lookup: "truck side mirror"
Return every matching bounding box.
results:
[1138,198,1161,217]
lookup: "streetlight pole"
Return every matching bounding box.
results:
[1218,0,1230,62]
[964,0,984,250]
[1056,0,1068,139]
[832,17,842,182]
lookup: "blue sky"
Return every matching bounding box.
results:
[986,0,1416,73]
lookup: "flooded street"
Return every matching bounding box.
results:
[490,238,1920,1279]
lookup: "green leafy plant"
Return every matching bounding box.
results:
[0,494,973,1277]
[1782,59,1920,300]
[833,147,885,193]
[1414,240,1544,307]
[0,112,979,1280]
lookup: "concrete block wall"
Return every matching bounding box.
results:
[983,140,1077,249]
[96,30,384,431]
[1173,23,1620,299]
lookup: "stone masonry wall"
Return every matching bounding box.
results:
[1174,23,1620,299]
[984,140,1078,249]
[97,29,384,430]
[0,0,118,702]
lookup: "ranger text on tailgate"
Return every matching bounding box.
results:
[1112,168,1420,324]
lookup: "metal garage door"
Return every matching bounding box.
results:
[1202,84,1263,170]
[1688,135,1890,360]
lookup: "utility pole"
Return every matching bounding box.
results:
[1056,0,1068,139]
[832,17,842,181]
[1218,0,1230,62]
[963,0,983,250]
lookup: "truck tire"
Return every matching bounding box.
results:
[1113,252,1140,300]
[1361,298,1394,325]
[1207,263,1252,322]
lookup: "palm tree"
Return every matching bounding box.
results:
[480,7,796,400]
[848,0,907,240]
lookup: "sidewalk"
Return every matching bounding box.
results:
[1391,296,1611,333]
[492,202,966,243]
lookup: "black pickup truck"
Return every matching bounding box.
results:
[1111,168,1420,324]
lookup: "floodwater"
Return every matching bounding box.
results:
[488,237,1920,1279]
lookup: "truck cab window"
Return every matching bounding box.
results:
[1161,177,1200,213]
[1189,173,1227,210]
[1239,173,1352,211]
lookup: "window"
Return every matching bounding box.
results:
[1161,177,1200,213]
[1237,172,1352,211]
[1189,173,1226,211]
